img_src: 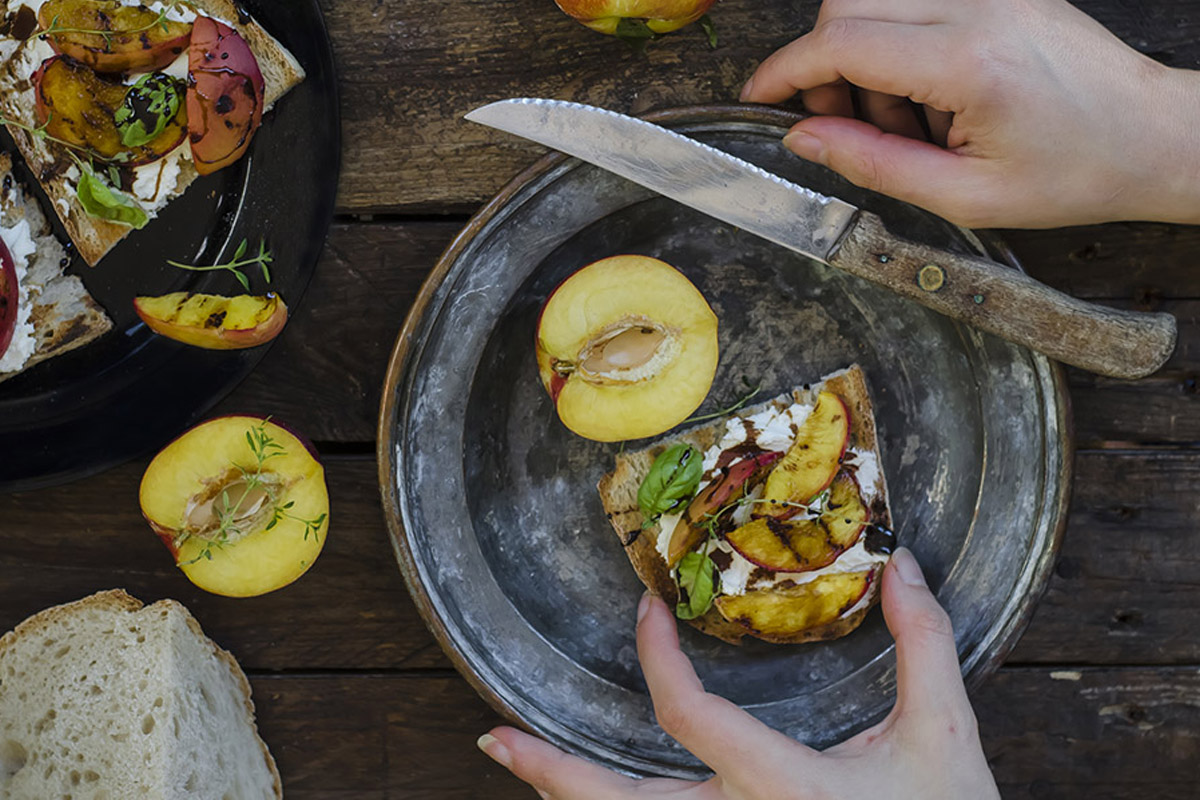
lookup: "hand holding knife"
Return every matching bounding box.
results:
[466,99,1175,380]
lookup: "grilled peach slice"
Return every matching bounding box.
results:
[134,292,288,350]
[665,450,782,566]
[726,472,870,572]
[535,255,719,441]
[38,0,192,73]
[140,416,329,597]
[761,391,849,511]
[714,570,873,636]
[34,56,187,165]
[187,17,264,175]
[0,238,16,358]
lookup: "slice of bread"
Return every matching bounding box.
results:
[598,365,894,645]
[0,0,306,267]
[0,151,111,382]
[0,590,281,800]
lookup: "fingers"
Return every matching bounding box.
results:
[479,727,686,800]
[636,594,811,784]
[858,90,926,138]
[880,548,972,720]
[741,19,955,107]
[780,115,991,224]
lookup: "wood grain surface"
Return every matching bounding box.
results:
[3,0,1200,797]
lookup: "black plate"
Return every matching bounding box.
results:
[0,0,339,492]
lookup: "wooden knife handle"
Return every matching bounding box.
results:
[827,212,1176,379]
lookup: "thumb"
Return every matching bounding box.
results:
[782,116,990,226]
[881,547,972,720]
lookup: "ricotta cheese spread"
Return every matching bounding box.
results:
[654,395,891,618]
[0,218,41,373]
[131,143,188,214]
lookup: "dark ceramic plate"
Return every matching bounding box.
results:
[0,0,339,492]
[379,106,1072,779]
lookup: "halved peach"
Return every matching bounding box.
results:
[140,416,329,598]
[761,391,849,512]
[714,570,873,636]
[134,292,288,350]
[554,0,717,34]
[535,255,719,441]
[38,0,193,74]
[727,471,869,572]
[0,238,16,358]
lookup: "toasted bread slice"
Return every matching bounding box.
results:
[0,0,306,266]
[598,365,893,645]
[0,589,281,799]
[0,151,111,382]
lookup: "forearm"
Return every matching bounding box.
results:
[1134,67,1200,225]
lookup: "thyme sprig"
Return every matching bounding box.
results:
[40,8,172,50]
[685,377,762,424]
[167,239,273,292]
[0,113,98,160]
[178,419,326,565]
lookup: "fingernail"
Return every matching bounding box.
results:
[739,77,755,101]
[891,547,927,587]
[783,130,824,162]
[477,733,512,769]
[637,590,653,623]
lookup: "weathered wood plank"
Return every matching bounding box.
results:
[2,452,1199,669]
[0,456,448,672]
[218,221,1200,445]
[321,0,1200,212]
[246,667,1200,798]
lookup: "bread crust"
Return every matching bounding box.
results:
[0,0,306,266]
[598,365,893,645]
[0,589,283,800]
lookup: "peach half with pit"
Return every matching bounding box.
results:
[140,416,329,598]
[535,255,719,442]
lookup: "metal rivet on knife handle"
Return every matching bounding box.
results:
[917,264,945,292]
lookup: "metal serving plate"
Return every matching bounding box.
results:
[378,105,1071,779]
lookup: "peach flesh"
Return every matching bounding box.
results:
[536,255,719,442]
[140,416,328,598]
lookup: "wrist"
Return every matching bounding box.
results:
[1120,65,1200,224]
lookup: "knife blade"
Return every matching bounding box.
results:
[465,98,1175,380]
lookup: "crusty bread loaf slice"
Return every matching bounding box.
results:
[598,365,893,645]
[0,151,111,382]
[0,590,281,800]
[0,0,306,267]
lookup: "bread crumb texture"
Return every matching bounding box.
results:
[0,590,280,800]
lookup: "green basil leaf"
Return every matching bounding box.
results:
[115,73,183,148]
[637,443,703,520]
[699,14,718,49]
[675,551,719,620]
[76,166,149,229]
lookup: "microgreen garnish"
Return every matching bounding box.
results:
[0,113,95,159]
[177,419,326,565]
[685,377,761,424]
[167,239,273,292]
[40,7,172,51]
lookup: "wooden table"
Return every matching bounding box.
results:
[4,1,1200,796]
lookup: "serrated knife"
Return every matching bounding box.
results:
[465,98,1176,380]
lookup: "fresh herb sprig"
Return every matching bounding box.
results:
[167,239,273,292]
[40,8,172,50]
[179,419,326,565]
[685,377,761,424]
[0,113,97,160]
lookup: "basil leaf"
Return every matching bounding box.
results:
[637,444,702,520]
[699,14,718,49]
[115,73,183,148]
[675,551,719,620]
[76,166,149,229]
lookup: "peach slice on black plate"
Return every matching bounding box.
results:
[535,255,719,441]
[140,416,328,597]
